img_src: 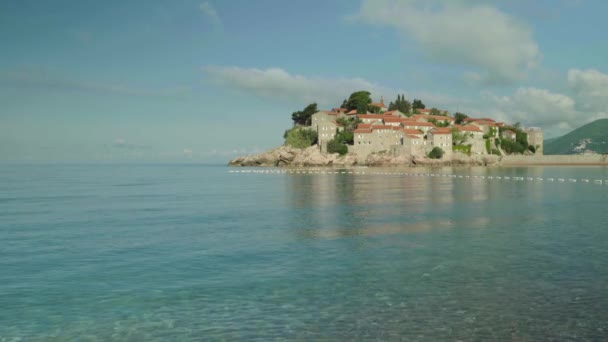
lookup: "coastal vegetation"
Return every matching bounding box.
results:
[283,127,318,149]
[327,138,348,155]
[453,144,472,155]
[428,118,450,127]
[412,99,425,111]
[451,128,468,145]
[428,147,444,159]
[341,91,373,114]
[388,94,411,115]
[454,112,468,124]
[498,124,529,154]
[291,103,318,126]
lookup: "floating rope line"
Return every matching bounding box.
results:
[228,169,606,185]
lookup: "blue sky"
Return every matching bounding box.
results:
[2,0,608,162]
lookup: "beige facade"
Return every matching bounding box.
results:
[311,111,344,152]
[525,127,544,154]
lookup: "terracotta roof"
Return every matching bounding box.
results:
[354,128,372,134]
[371,125,394,131]
[383,116,403,123]
[406,134,422,139]
[401,128,424,135]
[418,108,431,113]
[331,107,348,113]
[404,122,436,127]
[347,109,357,115]
[357,114,384,119]
[412,114,455,122]
[357,123,373,129]
[459,125,482,132]
[466,117,496,123]
[430,128,452,135]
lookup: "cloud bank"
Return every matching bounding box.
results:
[354,0,540,83]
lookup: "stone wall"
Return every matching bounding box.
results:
[501,154,608,165]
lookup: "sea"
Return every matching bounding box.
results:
[1,163,608,341]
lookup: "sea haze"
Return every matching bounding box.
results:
[1,164,608,340]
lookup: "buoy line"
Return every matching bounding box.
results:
[228,169,606,185]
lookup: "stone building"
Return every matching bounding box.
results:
[525,127,544,154]
[311,111,344,152]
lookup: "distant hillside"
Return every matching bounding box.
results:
[544,119,608,155]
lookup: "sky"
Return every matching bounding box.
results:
[2,0,608,162]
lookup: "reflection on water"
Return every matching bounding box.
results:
[1,164,608,340]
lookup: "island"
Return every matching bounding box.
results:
[229,91,605,167]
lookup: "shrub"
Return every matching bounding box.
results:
[327,139,348,155]
[528,145,536,153]
[491,148,502,156]
[335,129,354,145]
[428,147,444,159]
[485,139,491,154]
[284,128,318,149]
[453,144,471,155]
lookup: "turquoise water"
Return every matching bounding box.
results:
[2,164,608,341]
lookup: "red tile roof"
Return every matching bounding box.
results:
[357,114,384,119]
[430,127,452,135]
[371,125,394,131]
[406,134,422,139]
[354,128,372,134]
[458,125,482,132]
[412,114,455,122]
[401,128,424,135]
[404,121,436,127]
[383,116,403,123]
[357,123,373,129]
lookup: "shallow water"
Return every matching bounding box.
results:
[2,164,608,340]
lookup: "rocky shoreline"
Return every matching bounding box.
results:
[228,145,501,167]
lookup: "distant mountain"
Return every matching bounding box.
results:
[544,119,608,155]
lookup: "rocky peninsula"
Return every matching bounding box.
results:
[228,145,501,167]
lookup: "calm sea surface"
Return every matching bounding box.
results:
[2,164,608,341]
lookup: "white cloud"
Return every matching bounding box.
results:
[1,68,191,98]
[199,2,222,29]
[354,0,540,83]
[202,65,459,108]
[567,68,608,111]
[480,85,608,136]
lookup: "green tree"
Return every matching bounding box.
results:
[334,129,354,145]
[344,91,372,114]
[336,117,362,132]
[454,112,468,125]
[451,127,468,145]
[327,139,348,155]
[388,94,412,114]
[412,99,425,111]
[284,127,318,148]
[291,103,318,126]
[430,108,445,116]
[428,147,444,159]
[428,118,449,127]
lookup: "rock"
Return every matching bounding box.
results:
[365,152,411,166]
[229,146,502,167]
